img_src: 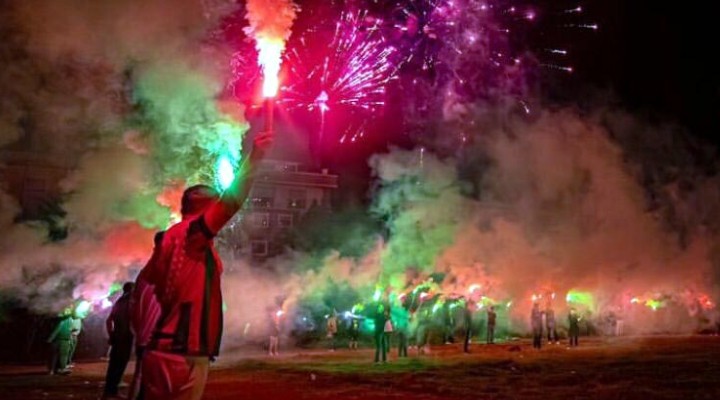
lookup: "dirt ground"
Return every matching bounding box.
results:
[1,336,719,400]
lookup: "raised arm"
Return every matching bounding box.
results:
[204,131,274,234]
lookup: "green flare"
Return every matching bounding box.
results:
[565,290,595,308]
[216,154,236,190]
[373,287,382,302]
[107,283,122,297]
[75,300,91,318]
[645,299,664,311]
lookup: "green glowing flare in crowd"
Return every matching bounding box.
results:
[565,290,594,307]
[373,287,382,302]
[216,155,236,190]
[107,283,122,297]
[75,300,92,318]
[645,299,663,311]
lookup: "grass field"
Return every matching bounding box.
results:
[1,336,719,399]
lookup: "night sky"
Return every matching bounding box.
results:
[571,0,718,139]
[325,0,720,202]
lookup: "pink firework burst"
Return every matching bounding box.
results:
[281,10,401,117]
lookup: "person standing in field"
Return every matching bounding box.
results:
[139,131,273,400]
[545,306,559,344]
[326,311,338,351]
[103,282,135,399]
[568,308,581,347]
[486,306,497,344]
[531,303,543,349]
[463,301,473,353]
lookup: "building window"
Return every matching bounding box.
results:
[251,212,270,228]
[287,189,307,209]
[278,214,293,228]
[249,186,274,208]
[250,240,268,256]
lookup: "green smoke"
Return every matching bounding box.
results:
[133,63,248,189]
[565,289,595,309]
[370,150,464,286]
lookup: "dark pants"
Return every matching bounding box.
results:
[463,328,471,353]
[487,324,495,344]
[532,327,542,349]
[569,328,579,347]
[374,331,387,362]
[104,339,133,395]
[49,339,72,372]
[129,346,146,400]
[398,332,408,357]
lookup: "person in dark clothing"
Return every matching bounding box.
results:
[486,306,497,344]
[546,307,559,344]
[129,231,164,400]
[568,308,581,347]
[531,303,543,349]
[373,306,388,363]
[103,282,135,398]
[348,318,360,350]
[463,301,473,353]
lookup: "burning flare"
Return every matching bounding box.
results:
[244,0,298,97]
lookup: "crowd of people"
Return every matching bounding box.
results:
[43,129,595,399]
[257,300,586,367]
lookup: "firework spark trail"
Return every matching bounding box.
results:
[328,14,397,110]
[279,10,402,143]
[282,10,400,115]
[385,0,597,91]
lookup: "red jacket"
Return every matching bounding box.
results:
[143,216,224,357]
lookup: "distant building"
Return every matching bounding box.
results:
[221,159,338,260]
